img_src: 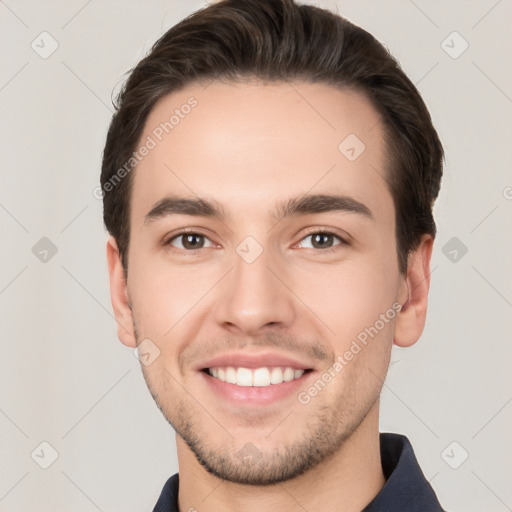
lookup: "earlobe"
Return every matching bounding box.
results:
[106,236,137,348]
[394,235,434,348]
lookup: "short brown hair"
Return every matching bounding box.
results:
[101,0,443,274]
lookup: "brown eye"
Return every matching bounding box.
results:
[298,231,345,250]
[168,233,213,250]
[311,233,335,248]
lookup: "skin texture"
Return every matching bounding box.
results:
[107,81,433,512]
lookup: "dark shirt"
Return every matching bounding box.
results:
[153,433,445,511]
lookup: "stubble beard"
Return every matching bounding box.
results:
[141,360,381,486]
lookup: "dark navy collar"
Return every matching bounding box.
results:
[362,433,445,511]
[153,433,445,511]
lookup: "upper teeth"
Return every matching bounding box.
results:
[208,367,305,387]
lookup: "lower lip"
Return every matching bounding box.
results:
[200,370,314,406]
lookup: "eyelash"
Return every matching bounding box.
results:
[163,228,349,255]
[298,228,349,253]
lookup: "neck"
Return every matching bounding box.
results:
[176,402,385,512]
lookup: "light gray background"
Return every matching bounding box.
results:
[1,1,511,511]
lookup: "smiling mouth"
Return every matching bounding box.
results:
[202,366,313,387]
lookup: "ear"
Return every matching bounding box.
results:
[394,234,434,348]
[106,236,137,348]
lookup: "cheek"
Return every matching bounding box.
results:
[291,251,400,351]
[127,255,222,338]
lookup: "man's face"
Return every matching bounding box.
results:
[118,81,409,484]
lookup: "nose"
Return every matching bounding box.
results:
[213,246,296,336]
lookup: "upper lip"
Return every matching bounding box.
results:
[196,351,315,371]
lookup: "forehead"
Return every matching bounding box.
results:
[130,80,392,222]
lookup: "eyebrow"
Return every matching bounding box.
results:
[144,193,373,223]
